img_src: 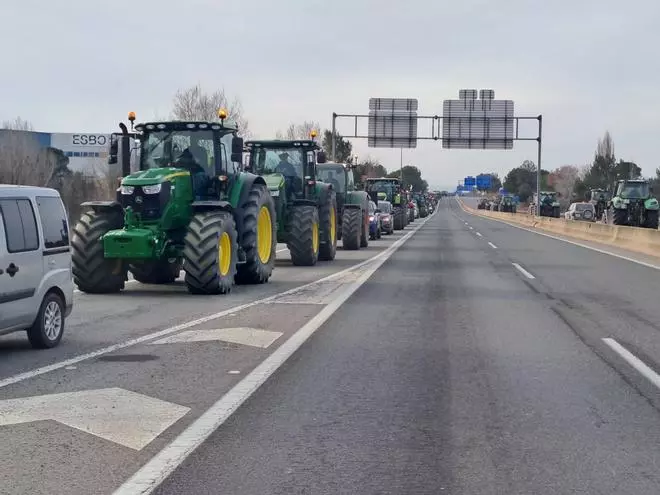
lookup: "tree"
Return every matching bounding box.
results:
[171,84,250,138]
[548,165,580,201]
[321,130,353,163]
[276,121,320,141]
[352,157,388,185]
[387,165,427,192]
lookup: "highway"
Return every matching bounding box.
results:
[3,198,660,494]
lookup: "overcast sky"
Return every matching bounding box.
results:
[2,0,658,190]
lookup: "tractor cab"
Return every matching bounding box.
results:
[614,179,650,200]
[365,178,401,205]
[245,138,327,204]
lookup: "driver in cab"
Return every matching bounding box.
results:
[178,135,211,198]
[275,152,300,197]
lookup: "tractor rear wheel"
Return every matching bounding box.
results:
[71,209,126,293]
[612,208,628,226]
[183,210,237,294]
[319,191,337,261]
[393,209,404,230]
[645,210,659,229]
[288,205,320,266]
[341,207,361,250]
[360,211,369,248]
[130,259,181,284]
[553,206,561,218]
[236,184,277,284]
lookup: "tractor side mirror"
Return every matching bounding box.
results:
[231,137,244,163]
[316,151,327,164]
[108,135,118,165]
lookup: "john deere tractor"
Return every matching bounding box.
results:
[587,188,611,222]
[317,162,370,250]
[71,111,277,295]
[499,195,517,213]
[244,138,337,265]
[533,191,561,218]
[607,179,659,228]
[365,178,405,230]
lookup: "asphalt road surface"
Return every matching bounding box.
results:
[3,198,660,494]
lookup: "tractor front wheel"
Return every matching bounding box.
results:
[236,184,277,284]
[612,207,628,226]
[288,205,320,266]
[645,210,659,229]
[360,210,369,248]
[71,209,126,294]
[342,207,361,250]
[130,259,181,284]
[393,208,404,230]
[318,191,338,261]
[183,211,237,294]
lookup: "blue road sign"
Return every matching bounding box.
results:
[476,174,492,190]
[464,176,476,188]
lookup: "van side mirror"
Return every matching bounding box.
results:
[316,151,327,164]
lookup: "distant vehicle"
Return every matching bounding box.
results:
[565,202,595,222]
[378,200,394,234]
[368,200,382,239]
[607,179,659,228]
[0,185,74,348]
[477,198,489,210]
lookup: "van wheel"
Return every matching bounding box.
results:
[27,293,65,349]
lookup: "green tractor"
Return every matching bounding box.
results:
[71,112,277,295]
[413,193,429,218]
[244,138,337,265]
[533,191,561,218]
[365,178,406,230]
[499,195,517,213]
[317,162,370,250]
[587,188,611,222]
[607,179,659,228]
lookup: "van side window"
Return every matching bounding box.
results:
[0,199,39,253]
[36,196,69,249]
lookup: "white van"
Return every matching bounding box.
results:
[0,185,73,348]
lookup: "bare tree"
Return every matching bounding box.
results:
[2,116,33,131]
[276,121,321,140]
[0,122,58,186]
[171,84,251,138]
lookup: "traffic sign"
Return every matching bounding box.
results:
[476,174,492,190]
[442,89,514,149]
[367,97,418,148]
[464,176,476,188]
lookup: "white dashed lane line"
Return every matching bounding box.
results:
[512,263,535,279]
[488,242,497,249]
[476,232,482,237]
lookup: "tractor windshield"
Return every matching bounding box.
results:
[317,165,345,192]
[618,182,648,199]
[251,147,304,178]
[366,181,396,198]
[140,130,215,174]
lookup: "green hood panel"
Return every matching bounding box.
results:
[122,167,190,186]
[263,173,285,193]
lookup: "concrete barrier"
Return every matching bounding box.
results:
[459,199,660,259]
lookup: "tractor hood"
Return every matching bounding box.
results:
[121,167,190,186]
[262,173,285,196]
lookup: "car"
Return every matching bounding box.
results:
[565,202,596,222]
[368,200,382,240]
[0,185,73,348]
[377,200,395,234]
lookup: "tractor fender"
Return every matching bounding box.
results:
[80,201,123,214]
[191,200,233,212]
[234,174,268,236]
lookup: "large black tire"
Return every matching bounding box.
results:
[236,184,277,284]
[360,210,369,248]
[553,206,561,218]
[318,191,337,261]
[393,208,404,230]
[645,209,659,229]
[288,205,320,266]
[612,207,628,226]
[71,209,126,293]
[130,259,181,284]
[342,207,361,250]
[183,211,237,295]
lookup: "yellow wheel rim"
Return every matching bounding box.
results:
[218,231,232,276]
[312,221,319,254]
[257,206,272,264]
[330,207,336,243]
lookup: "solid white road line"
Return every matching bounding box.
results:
[512,263,535,279]
[0,217,432,392]
[488,242,497,249]
[113,213,434,495]
[603,338,660,390]
[476,232,482,237]
[455,198,660,272]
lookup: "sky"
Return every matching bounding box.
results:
[2,0,659,191]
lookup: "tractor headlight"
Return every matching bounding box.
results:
[142,184,162,195]
[120,185,134,195]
